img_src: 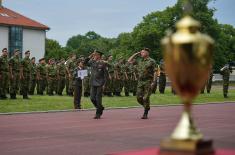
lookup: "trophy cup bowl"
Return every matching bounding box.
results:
[160,16,214,155]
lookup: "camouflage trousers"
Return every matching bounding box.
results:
[48,76,57,95]
[136,80,152,110]
[0,71,9,96]
[38,77,47,95]
[29,78,36,95]
[113,78,123,93]
[10,72,20,95]
[123,79,130,93]
[57,76,66,95]
[21,72,30,96]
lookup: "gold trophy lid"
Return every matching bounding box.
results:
[176,15,201,30]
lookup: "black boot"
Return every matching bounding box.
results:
[133,92,136,96]
[94,109,101,119]
[141,108,149,119]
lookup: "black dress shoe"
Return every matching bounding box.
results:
[93,115,101,119]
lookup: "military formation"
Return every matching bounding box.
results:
[0,47,233,104]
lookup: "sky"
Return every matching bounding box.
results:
[3,0,235,46]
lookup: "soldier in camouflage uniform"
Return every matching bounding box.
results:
[9,49,21,99]
[66,54,77,96]
[57,58,66,96]
[29,57,37,95]
[122,59,131,96]
[113,59,123,96]
[128,48,156,119]
[37,58,47,95]
[47,58,57,96]
[20,50,31,99]
[128,59,138,96]
[0,48,9,99]
[104,55,114,97]
[220,64,232,98]
[159,59,166,94]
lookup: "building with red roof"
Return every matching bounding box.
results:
[0,1,49,60]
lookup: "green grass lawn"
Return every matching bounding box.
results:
[0,87,234,113]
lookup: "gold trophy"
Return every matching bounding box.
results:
[160,16,214,155]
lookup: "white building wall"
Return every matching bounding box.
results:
[23,29,46,62]
[0,26,9,51]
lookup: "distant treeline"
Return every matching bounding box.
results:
[45,0,235,72]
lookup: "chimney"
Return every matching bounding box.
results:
[0,0,2,8]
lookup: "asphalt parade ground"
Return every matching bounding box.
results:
[0,103,235,155]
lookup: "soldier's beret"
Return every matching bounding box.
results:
[25,50,30,54]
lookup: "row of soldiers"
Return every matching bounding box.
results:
[2,47,229,100]
[0,48,169,100]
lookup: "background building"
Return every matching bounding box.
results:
[0,1,49,61]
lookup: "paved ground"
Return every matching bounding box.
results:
[0,103,235,155]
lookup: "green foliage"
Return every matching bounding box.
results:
[45,39,67,60]
[45,0,234,69]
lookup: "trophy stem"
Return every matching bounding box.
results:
[171,101,203,140]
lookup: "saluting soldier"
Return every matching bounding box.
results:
[159,59,166,94]
[9,49,21,99]
[29,57,37,95]
[220,63,232,98]
[20,50,31,99]
[57,58,66,96]
[85,50,108,119]
[113,59,123,96]
[37,58,47,95]
[0,48,9,100]
[122,59,131,96]
[128,48,156,119]
[47,58,57,96]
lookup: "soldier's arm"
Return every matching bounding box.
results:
[128,52,140,63]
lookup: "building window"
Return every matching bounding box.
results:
[9,26,23,57]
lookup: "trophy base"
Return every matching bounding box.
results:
[159,138,214,155]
